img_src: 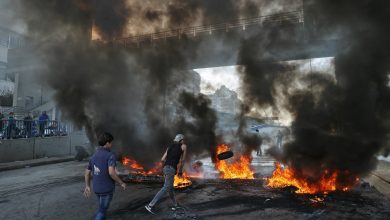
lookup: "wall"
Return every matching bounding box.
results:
[0,131,90,163]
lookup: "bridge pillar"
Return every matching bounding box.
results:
[12,72,19,107]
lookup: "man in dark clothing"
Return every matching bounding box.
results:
[276,130,283,150]
[6,112,15,139]
[145,134,187,214]
[0,112,4,136]
[38,111,49,137]
[84,132,127,220]
[23,113,33,138]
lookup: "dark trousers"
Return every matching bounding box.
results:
[7,124,14,139]
[39,123,45,136]
[25,124,32,138]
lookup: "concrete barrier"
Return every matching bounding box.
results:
[0,138,34,162]
[34,136,70,158]
[0,131,90,163]
[69,132,90,155]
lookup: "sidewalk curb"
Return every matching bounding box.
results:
[0,156,75,172]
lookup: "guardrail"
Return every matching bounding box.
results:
[110,10,304,47]
[0,119,68,139]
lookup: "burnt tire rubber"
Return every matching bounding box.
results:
[217,151,234,160]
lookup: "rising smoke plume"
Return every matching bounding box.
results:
[284,0,390,184]
[236,19,300,156]
[11,0,389,178]
[238,0,390,185]
[13,0,264,168]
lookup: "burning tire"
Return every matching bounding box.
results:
[217,150,234,160]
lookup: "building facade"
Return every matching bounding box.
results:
[208,85,241,114]
[0,26,57,120]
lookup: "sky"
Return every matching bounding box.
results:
[194,57,335,100]
[194,65,242,96]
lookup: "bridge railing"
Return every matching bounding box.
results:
[0,119,68,139]
[112,10,304,47]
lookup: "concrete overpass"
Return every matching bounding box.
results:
[108,10,345,69]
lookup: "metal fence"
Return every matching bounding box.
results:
[110,10,304,48]
[0,119,68,139]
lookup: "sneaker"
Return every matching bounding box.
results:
[171,203,181,211]
[145,205,156,214]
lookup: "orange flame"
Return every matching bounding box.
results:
[215,144,254,179]
[174,173,192,189]
[122,156,145,171]
[122,156,191,188]
[309,196,325,204]
[91,22,102,41]
[267,162,359,194]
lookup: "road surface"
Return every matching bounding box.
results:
[1,158,390,220]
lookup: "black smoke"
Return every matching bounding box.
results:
[15,0,389,180]
[236,20,299,156]
[177,92,218,160]
[284,0,390,185]
[236,104,263,156]
[15,0,262,168]
[92,0,131,40]
[238,0,390,186]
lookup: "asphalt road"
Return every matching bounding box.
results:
[1,159,390,220]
